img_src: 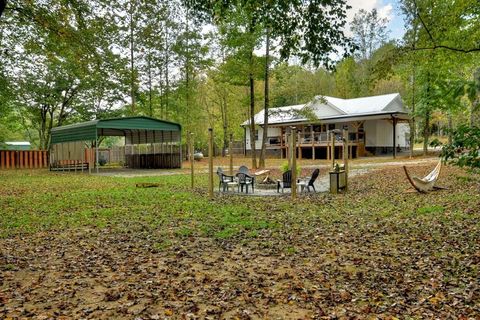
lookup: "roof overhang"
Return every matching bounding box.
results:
[243,112,410,127]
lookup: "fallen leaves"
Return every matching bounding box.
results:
[0,164,479,318]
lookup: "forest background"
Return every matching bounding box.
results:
[0,0,478,168]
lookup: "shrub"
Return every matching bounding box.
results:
[280,161,301,175]
[441,125,480,170]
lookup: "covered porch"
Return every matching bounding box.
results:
[256,113,410,160]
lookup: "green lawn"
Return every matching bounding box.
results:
[0,165,479,318]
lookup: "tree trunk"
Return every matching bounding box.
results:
[410,72,415,158]
[471,99,479,127]
[164,19,170,120]
[448,112,453,144]
[147,51,153,117]
[185,5,190,124]
[221,94,228,157]
[129,0,136,114]
[0,0,6,19]
[249,49,257,169]
[259,28,270,169]
[423,109,430,155]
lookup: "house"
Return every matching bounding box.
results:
[0,141,31,151]
[241,93,410,159]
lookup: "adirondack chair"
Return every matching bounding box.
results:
[403,161,442,193]
[306,168,320,192]
[277,170,292,193]
[216,167,236,192]
[236,165,255,193]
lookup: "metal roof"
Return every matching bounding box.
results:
[322,93,401,114]
[51,116,181,144]
[243,93,408,126]
[5,141,31,146]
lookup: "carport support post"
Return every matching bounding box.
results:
[189,132,194,189]
[179,131,182,169]
[208,128,214,200]
[291,127,297,200]
[95,132,99,174]
[229,133,233,176]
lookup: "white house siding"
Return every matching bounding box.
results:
[364,120,409,148]
[245,127,281,150]
[245,121,409,152]
[397,123,410,147]
[364,120,377,147]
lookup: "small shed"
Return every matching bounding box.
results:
[1,141,31,151]
[50,116,182,172]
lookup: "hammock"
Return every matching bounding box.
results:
[403,160,442,193]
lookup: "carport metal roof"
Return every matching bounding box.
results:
[51,116,181,144]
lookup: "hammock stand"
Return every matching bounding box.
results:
[403,161,444,193]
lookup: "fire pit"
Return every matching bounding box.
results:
[255,171,277,190]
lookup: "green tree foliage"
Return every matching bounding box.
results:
[0,0,478,157]
[350,9,389,60]
[441,125,480,170]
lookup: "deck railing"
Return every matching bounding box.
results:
[265,132,365,147]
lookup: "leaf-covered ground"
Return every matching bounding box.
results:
[0,162,479,319]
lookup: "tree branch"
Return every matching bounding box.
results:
[412,0,435,44]
[0,0,6,19]
[410,45,480,53]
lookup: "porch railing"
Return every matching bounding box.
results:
[265,132,365,147]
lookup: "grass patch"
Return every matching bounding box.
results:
[417,205,445,215]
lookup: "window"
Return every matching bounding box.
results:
[254,130,259,141]
[328,124,335,130]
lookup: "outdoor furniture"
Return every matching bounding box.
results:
[236,172,255,193]
[236,165,255,193]
[329,169,346,194]
[305,168,320,192]
[217,167,237,192]
[403,160,443,192]
[277,170,292,193]
[238,165,249,174]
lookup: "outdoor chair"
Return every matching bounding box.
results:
[216,167,237,192]
[236,172,255,193]
[238,165,249,174]
[277,170,292,193]
[237,166,255,193]
[305,168,320,192]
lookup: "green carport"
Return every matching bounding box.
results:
[50,116,182,173]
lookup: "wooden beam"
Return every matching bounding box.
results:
[280,127,284,159]
[291,127,297,200]
[392,116,397,159]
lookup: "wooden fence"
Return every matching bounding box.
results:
[0,150,49,170]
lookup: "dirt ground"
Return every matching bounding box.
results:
[1,162,479,319]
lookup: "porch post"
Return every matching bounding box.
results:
[298,127,302,160]
[95,131,99,174]
[356,123,359,158]
[330,131,335,169]
[280,127,284,159]
[392,116,397,159]
[327,130,330,161]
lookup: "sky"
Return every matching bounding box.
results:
[346,0,406,40]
